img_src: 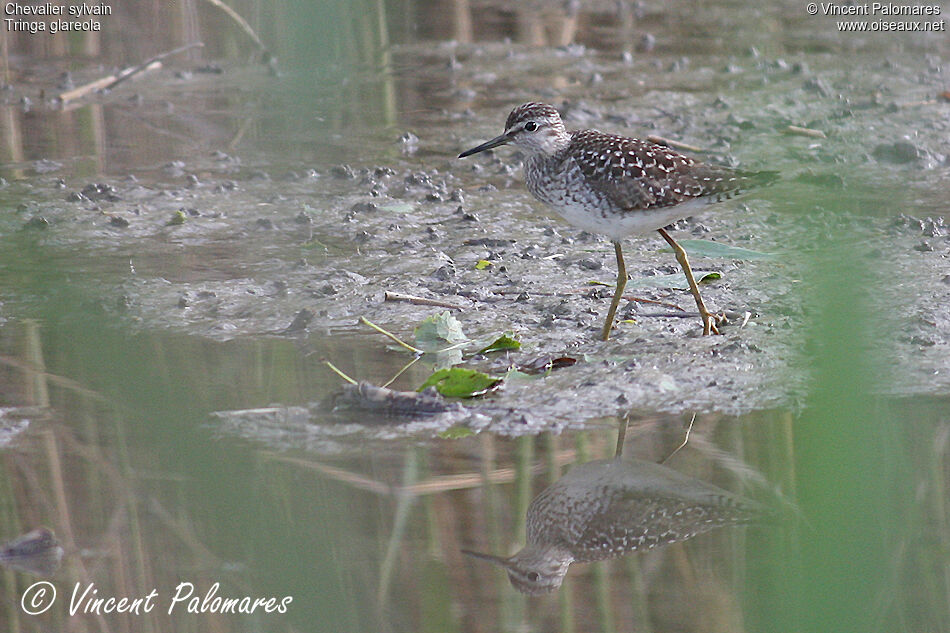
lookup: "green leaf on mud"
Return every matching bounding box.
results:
[414,312,468,350]
[419,368,503,398]
[475,259,492,270]
[477,334,521,354]
[677,240,774,260]
[168,210,187,226]
[438,426,475,439]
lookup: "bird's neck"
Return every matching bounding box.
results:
[514,543,574,568]
[542,129,572,156]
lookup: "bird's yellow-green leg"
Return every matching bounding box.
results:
[657,228,720,336]
[601,241,627,341]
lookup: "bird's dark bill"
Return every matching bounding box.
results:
[458,133,510,158]
[460,548,511,567]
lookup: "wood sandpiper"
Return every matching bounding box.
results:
[459,102,777,340]
[462,456,764,594]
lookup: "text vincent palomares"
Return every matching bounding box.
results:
[816,2,941,15]
[68,582,293,616]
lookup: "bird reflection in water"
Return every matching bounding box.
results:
[463,420,768,595]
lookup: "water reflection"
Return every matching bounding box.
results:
[463,455,765,595]
[463,420,768,594]
[0,315,947,631]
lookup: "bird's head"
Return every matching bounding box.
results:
[459,102,568,159]
[462,545,573,595]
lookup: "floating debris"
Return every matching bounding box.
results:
[334,381,465,418]
[0,528,63,577]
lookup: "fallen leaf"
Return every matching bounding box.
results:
[477,334,521,354]
[419,368,503,398]
[414,312,468,350]
[519,355,578,374]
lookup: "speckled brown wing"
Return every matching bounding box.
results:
[570,490,760,563]
[568,130,770,212]
[571,495,704,562]
[527,458,769,564]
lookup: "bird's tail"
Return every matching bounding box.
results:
[743,169,781,188]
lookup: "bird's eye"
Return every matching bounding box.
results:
[527,571,540,582]
[523,121,538,132]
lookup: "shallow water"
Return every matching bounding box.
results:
[1,0,949,631]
